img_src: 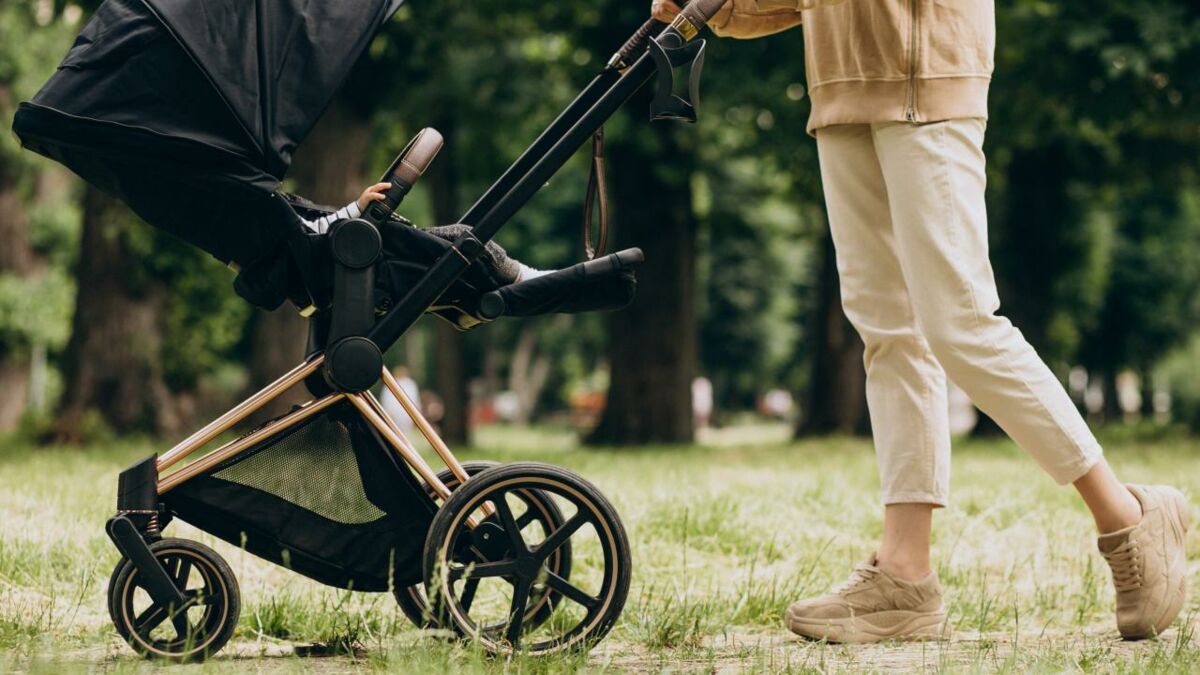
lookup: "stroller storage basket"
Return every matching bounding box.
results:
[162,401,436,590]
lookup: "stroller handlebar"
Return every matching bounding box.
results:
[362,127,444,226]
[609,0,723,70]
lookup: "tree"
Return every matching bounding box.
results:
[1079,187,1200,419]
[986,0,1200,421]
[0,77,36,429]
[587,109,698,444]
[54,188,182,439]
[0,1,76,431]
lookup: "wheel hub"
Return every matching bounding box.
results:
[471,521,512,560]
[514,554,542,581]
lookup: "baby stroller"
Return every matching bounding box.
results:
[12,0,725,661]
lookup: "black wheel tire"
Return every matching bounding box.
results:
[395,461,570,631]
[108,538,240,663]
[423,462,631,656]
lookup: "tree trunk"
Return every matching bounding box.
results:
[55,187,179,440]
[1139,365,1155,419]
[0,79,37,431]
[586,114,697,445]
[508,318,564,425]
[243,99,371,422]
[0,152,35,430]
[796,229,869,436]
[427,123,472,445]
[1102,369,1122,424]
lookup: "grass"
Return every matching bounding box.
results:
[1,423,1199,672]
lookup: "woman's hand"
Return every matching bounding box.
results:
[651,0,682,23]
[356,182,392,211]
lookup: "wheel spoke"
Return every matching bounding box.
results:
[169,608,192,642]
[490,495,529,554]
[460,578,480,613]
[544,570,600,609]
[173,558,193,589]
[504,577,532,648]
[533,512,587,562]
[515,508,538,530]
[185,589,219,606]
[133,603,169,637]
[449,560,517,581]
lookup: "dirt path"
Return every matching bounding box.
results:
[40,621,1196,674]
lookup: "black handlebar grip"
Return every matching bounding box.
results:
[611,18,667,69]
[609,0,727,69]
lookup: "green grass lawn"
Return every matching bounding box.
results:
[1,424,1199,673]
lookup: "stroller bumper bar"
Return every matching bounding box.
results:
[477,248,644,320]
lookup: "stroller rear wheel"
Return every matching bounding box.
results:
[396,461,571,631]
[423,462,631,655]
[108,538,240,662]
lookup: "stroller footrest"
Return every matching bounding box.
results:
[478,247,644,319]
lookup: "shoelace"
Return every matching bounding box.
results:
[831,565,880,595]
[1103,540,1144,593]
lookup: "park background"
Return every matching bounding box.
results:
[2,0,1200,672]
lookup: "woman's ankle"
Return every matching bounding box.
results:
[1073,460,1142,534]
[875,553,932,582]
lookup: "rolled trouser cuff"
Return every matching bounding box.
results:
[882,490,949,509]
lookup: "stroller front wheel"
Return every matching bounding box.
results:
[396,461,571,631]
[423,462,631,656]
[108,538,240,662]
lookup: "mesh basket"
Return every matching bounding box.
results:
[164,401,436,590]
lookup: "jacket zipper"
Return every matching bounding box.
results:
[905,0,919,122]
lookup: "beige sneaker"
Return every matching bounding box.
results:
[1098,484,1190,640]
[785,557,948,643]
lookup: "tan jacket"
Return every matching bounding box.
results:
[709,0,994,134]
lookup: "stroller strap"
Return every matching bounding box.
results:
[583,127,609,260]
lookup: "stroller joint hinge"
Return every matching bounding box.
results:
[451,233,485,263]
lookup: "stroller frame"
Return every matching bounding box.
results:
[101,0,727,661]
[155,357,465,499]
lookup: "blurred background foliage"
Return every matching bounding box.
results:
[0,0,1198,445]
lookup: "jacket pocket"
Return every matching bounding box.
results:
[803,1,908,88]
[920,0,994,77]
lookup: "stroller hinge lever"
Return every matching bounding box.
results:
[648,33,707,123]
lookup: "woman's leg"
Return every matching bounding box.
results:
[816,124,952,512]
[783,124,951,644]
[871,118,1187,639]
[872,118,1105,487]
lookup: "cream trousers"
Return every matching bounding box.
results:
[816,120,1103,507]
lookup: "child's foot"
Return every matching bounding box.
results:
[785,557,948,643]
[1098,484,1190,639]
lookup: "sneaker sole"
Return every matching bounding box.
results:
[786,608,949,644]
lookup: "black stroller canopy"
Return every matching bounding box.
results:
[141,0,404,178]
[13,0,403,267]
